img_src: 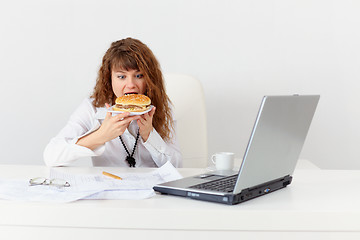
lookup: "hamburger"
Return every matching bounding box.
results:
[113,94,151,112]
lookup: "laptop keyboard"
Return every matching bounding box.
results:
[190,175,238,193]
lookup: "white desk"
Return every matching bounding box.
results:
[0,163,359,240]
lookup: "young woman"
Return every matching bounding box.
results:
[44,38,182,167]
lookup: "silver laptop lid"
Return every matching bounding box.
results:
[234,95,319,192]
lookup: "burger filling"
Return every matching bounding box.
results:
[115,104,149,111]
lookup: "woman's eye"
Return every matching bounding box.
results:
[117,75,125,79]
[136,74,144,79]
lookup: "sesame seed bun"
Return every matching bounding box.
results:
[113,94,151,112]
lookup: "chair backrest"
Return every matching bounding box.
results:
[164,74,208,168]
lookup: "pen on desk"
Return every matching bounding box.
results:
[102,171,122,180]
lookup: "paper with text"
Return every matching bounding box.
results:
[0,161,182,203]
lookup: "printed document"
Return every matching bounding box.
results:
[0,162,182,203]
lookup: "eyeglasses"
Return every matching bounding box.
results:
[29,177,70,187]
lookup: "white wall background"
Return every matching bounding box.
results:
[0,0,359,169]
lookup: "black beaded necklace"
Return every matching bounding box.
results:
[119,129,140,167]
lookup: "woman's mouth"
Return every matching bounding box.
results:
[124,92,138,95]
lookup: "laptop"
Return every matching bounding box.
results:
[154,95,320,205]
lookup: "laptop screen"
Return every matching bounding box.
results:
[234,95,319,191]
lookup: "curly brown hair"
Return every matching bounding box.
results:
[91,38,173,142]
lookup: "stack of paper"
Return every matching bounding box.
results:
[0,161,182,203]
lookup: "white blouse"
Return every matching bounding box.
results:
[43,98,182,167]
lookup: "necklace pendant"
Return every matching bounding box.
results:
[126,156,136,167]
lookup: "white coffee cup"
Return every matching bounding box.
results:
[211,152,235,171]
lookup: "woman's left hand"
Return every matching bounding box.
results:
[137,107,156,142]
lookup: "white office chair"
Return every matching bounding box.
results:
[164,74,208,168]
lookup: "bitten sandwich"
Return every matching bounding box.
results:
[113,94,151,112]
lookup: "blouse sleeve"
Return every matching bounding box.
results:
[43,98,105,167]
[142,119,183,168]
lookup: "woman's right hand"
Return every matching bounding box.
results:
[76,103,140,150]
[97,103,141,143]
[98,104,140,142]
